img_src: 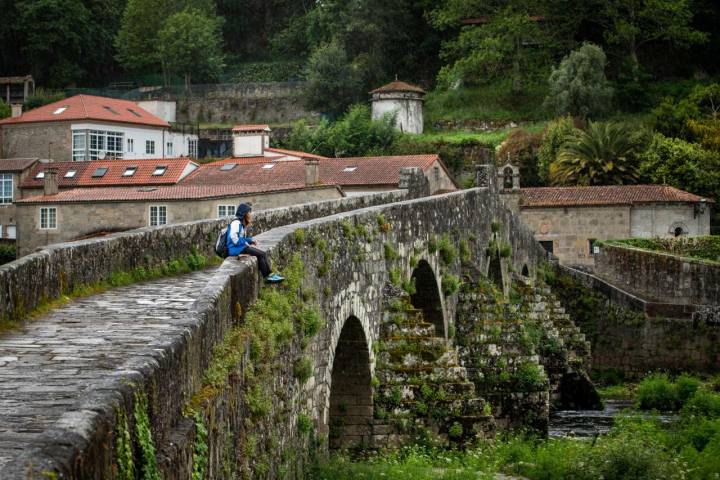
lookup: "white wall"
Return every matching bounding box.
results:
[371,93,424,134]
[71,122,198,159]
[137,101,177,123]
[630,203,711,237]
[233,134,266,157]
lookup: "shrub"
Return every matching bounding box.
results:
[297,413,313,435]
[441,274,460,296]
[293,357,314,384]
[437,235,457,265]
[0,99,10,120]
[635,374,678,411]
[537,116,581,184]
[676,374,703,406]
[23,88,66,110]
[0,244,16,265]
[448,422,463,439]
[384,242,399,261]
[682,389,720,419]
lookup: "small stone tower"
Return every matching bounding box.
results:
[497,160,521,212]
[370,80,425,134]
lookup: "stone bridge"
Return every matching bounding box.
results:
[0,174,594,479]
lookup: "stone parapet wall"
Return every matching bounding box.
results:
[0,191,406,323]
[555,265,720,377]
[595,244,720,305]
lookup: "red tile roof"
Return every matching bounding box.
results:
[184,154,446,188]
[0,158,40,172]
[265,147,328,160]
[21,158,196,188]
[370,81,425,95]
[16,183,319,203]
[0,94,170,128]
[232,124,271,132]
[520,185,712,207]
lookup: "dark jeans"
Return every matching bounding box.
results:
[243,246,271,277]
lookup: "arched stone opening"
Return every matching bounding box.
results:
[521,264,530,277]
[503,166,514,190]
[410,260,446,337]
[329,316,373,449]
[488,249,504,290]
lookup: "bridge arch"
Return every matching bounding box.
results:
[410,260,446,337]
[328,315,373,449]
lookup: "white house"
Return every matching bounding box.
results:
[0,94,198,162]
[370,80,425,134]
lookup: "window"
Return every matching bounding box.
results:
[72,131,87,161]
[218,205,236,217]
[40,207,57,229]
[127,108,142,118]
[92,167,108,178]
[539,241,553,254]
[0,173,12,204]
[53,107,67,115]
[262,164,275,169]
[342,166,357,172]
[149,205,167,226]
[102,105,119,115]
[674,226,685,237]
[123,167,137,177]
[64,170,77,178]
[146,140,155,155]
[503,166,514,190]
[220,163,236,171]
[152,166,167,176]
[166,142,173,155]
[6,225,16,239]
[127,138,134,153]
[434,166,440,182]
[73,130,123,160]
[588,239,600,255]
[35,171,45,179]
[188,139,198,158]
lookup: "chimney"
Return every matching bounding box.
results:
[304,157,320,185]
[11,104,22,118]
[43,167,58,196]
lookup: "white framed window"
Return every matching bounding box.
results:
[146,140,155,155]
[0,225,3,238]
[188,139,198,158]
[73,130,123,160]
[39,207,57,230]
[127,138,134,153]
[0,173,12,204]
[72,131,87,161]
[166,142,173,155]
[6,225,16,239]
[65,170,77,178]
[123,166,137,177]
[152,166,167,176]
[149,205,167,226]
[217,205,235,217]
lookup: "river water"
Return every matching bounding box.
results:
[549,400,677,438]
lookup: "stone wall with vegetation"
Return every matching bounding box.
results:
[595,243,720,305]
[0,191,406,326]
[11,185,555,478]
[549,264,720,379]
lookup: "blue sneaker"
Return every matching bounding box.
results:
[265,273,285,283]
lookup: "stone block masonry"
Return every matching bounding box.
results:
[1,185,552,478]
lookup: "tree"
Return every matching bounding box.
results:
[544,43,614,120]
[158,9,225,88]
[550,122,646,185]
[0,99,10,120]
[434,5,548,92]
[639,133,720,202]
[537,116,581,184]
[598,0,708,78]
[303,40,363,119]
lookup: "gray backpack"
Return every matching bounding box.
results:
[214,223,231,258]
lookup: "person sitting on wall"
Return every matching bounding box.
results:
[228,203,284,283]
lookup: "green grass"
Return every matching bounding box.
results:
[606,236,720,264]
[423,82,550,124]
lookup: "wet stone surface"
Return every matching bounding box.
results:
[0,269,215,472]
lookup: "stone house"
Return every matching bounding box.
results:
[510,184,712,266]
[0,158,42,243]
[0,94,198,161]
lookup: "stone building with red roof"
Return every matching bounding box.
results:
[0,94,198,162]
[370,80,425,134]
[508,183,713,266]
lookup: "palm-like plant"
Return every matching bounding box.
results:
[550,122,645,186]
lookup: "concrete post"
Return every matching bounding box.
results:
[304,158,320,185]
[43,167,58,196]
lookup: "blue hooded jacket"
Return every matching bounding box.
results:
[226,203,253,256]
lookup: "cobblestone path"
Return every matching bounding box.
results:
[0,269,216,471]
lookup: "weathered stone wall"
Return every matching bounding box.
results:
[0,191,406,323]
[595,244,720,305]
[14,185,343,256]
[146,82,320,125]
[553,264,720,378]
[6,186,550,479]
[1,122,72,161]
[519,205,632,266]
